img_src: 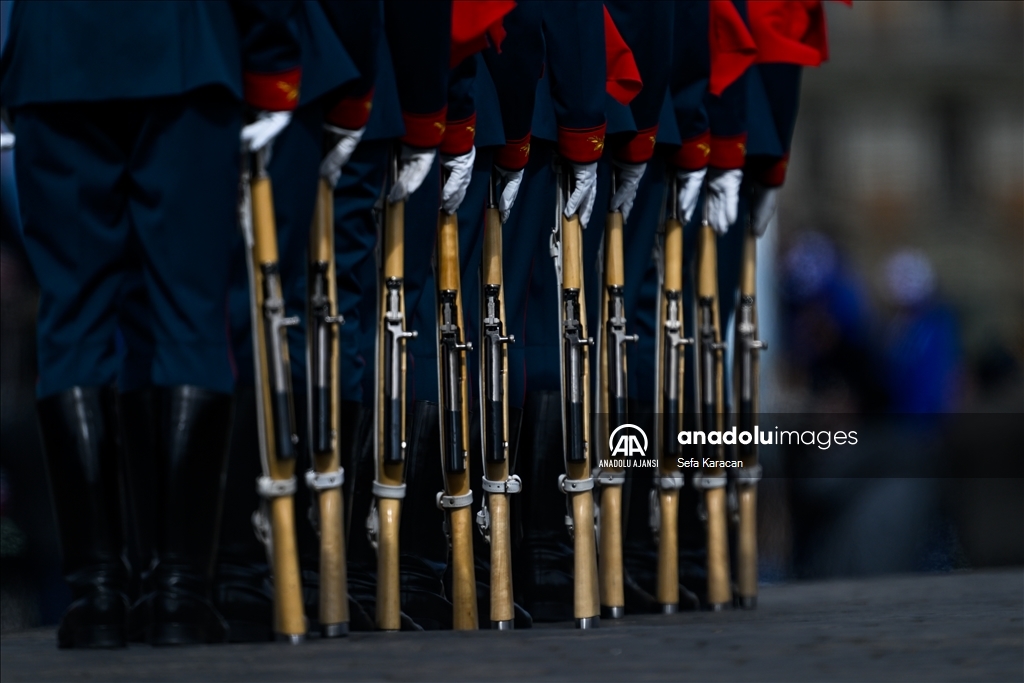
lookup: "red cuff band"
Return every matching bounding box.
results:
[672,131,711,171]
[710,133,747,170]
[401,107,448,148]
[558,123,607,164]
[760,153,789,187]
[243,68,301,111]
[494,134,531,171]
[617,125,659,164]
[440,113,477,156]
[327,89,374,130]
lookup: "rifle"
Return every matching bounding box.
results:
[435,172,478,631]
[552,160,600,629]
[651,173,693,614]
[241,147,306,643]
[305,175,348,636]
[694,208,732,611]
[476,172,518,629]
[369,152,417,631]
[733,224,765,609]
[595,168,637,620]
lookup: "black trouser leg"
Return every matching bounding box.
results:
[123,386,234,645]
[513,391,575,622]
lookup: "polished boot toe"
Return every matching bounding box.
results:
[57,589,129,649]
[213,565,274,642]
[136,589,228,646]
[519,536,575,622]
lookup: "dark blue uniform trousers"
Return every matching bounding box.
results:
[15,89,242,398]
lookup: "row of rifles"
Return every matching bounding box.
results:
[239,146,766,640]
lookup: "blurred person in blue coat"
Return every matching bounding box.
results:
[0,0,303,648]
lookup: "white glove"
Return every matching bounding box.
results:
[750,184,779,238]
[495,166,524,223]
[675,168,706,224]
[388,144,436,204]
[240,111,292,163]
[440,147,476,214]
[564,162,598,228]
[609,161,646,223]
[320,125,365,187]
[706,168,743,235]
[0,132,13,152]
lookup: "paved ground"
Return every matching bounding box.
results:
[2,569,1021,682]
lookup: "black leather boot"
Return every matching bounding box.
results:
[123,386,234,645]
[38,387,129,649]
[513,391,575,622]
[211,382,274,642]
[399,401,453,630]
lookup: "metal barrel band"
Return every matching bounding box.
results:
[733,463,763,484]
[692,474,728,490]
[305,468,345,491]
[257,475,297,499]
[592,468,626,486]
[558,473,595,493]
[436,490,474,509]
[481,474,522,495]
[372,481,407,500]
[656,472,686,490]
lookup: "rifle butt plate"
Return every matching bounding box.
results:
[575,616,600,630]
[660,603,679,615]
[739,596,757,610]
[275,633,305,645]
[321,622,349,638]
[601,605,625,619]
[708,602,730,612]
[492,620,514,631]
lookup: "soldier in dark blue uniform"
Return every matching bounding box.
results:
[322,0,459,630]
[0,1,304,647]
[482,0,618,622]
[619,0,758,610]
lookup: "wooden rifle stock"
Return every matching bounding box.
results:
[243,151,306,642]
[556,164,600,628]
[734,227,763,608]
[307,179,348,636]
[373,155,415,631]
[696,221,732,610]
[436,206,478,631]
[596,195,633,619]
[653,173,692,613]
[480,180,516,629]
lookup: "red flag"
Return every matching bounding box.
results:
[603,6,643,106]
[708,0,758,96]
[748,1,836,66]
[450,0,517,67]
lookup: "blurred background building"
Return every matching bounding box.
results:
[757,0,1023,582]
[1,1,1021,630]
[783,0,1022,392]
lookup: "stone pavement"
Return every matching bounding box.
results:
[2,569,1021,682]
